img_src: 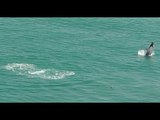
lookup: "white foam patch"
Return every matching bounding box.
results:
[138,50,155,57]
[5,63,75,80]
[138,50,146,56]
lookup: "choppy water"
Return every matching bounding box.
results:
[0,18,160,102]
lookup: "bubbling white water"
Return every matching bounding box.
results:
[138,50,155,57]
[5,63,75,80]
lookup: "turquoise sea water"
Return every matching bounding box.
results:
[0,18,160,102]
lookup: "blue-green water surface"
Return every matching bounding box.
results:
[0,18,160,102]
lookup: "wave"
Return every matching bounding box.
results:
[5,63,75,80]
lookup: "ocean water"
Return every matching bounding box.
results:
[0,17,160,102]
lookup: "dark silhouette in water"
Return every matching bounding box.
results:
[146,42,154,56]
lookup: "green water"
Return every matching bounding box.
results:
[0,18,160,102]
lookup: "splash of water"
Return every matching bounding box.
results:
[5,63,75,80]
[138,50,155,57]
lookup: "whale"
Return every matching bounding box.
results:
[145,42,154,56]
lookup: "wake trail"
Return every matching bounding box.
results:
[4,63,75,80]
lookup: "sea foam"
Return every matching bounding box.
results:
[5,63,75,80]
